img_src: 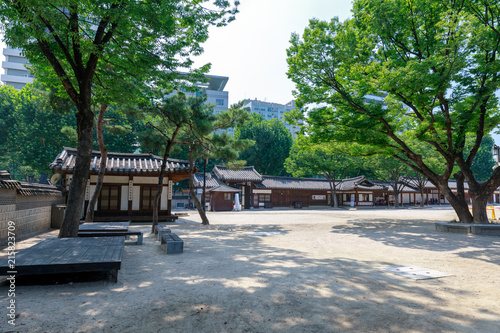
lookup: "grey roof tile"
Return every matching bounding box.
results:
[50,147,190,175]
[212,165,262,182]
[192,173,222,188]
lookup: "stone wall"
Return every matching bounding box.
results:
[0,182,63,246]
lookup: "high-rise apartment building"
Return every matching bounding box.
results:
[243,99,300,137]
[1,46,34,89]
[194,74,229,115]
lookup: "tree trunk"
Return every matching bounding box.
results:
[189,151,209,225]
[438,184,473,223]
[471,196,489,224]
[59,105,94,238]
[332,186,339,208]
[393,190,400,208]
[326,174,338,208]
[152,149,168,233]
[151,126,181,233]
[420,188,424,208]
[468,183,494,224]
[85,104,108,223]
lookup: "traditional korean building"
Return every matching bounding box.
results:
[338,176,389,206]
[255,176,332,208]
[50,147,191,221]
[207,184,241,211]
[212,165,263,209]
[191,166,500,209]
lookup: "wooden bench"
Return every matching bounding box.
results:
[154,225,172,241]
[160,233,184,254]
[78,231,143,245]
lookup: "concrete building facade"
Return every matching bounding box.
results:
[1,47,34,89]
[243,99,300,137]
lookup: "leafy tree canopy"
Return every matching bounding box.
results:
[0,83,77,180]
[287,0,500,222]
[285,136,367,179]
[234,113,293,176]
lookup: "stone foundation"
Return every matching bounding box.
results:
[435,222,500,236]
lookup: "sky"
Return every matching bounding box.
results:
[192,0,353,105]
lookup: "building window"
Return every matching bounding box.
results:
[216,99,224,106]
[359,194,370,201]
[99,185,120,211]
[141,186,159,210]
[259,194,271,202]
[224,193,232,200]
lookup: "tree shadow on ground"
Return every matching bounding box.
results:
[1,224,499,332]
[331,218,500,264]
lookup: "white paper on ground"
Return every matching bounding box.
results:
[377,265,453,280]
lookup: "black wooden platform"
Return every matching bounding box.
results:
[92,215,178,222]
[79,222,130,232]
[0,237,125,282]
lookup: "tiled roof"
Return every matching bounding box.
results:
[338,176,387,191]
[212,165,262,182]
[402,178,472,190]
[192,173,222,188]
[50,147,190,175]
[257,175,389,191]
[257,176,331,190]
[207,184,241,193]
[0,170,11,180]
[384,184,419,193]
[0,180,61,196]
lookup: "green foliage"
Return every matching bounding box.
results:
[0,84,77,180]
[467,134,496,181]
[93,107,137,154]
[234,113,293,176]
[168,100,254,167]
[285,136,365,179]
[286,0,500,221]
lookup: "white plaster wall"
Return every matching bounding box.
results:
[132,186,140,210]
[121,185,128,211]
[161,186,168,210]
[90,175,129,183]
[133,176,168,184]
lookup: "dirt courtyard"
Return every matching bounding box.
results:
[1,207,500,332]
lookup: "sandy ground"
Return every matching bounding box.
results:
[1,207,500,333]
